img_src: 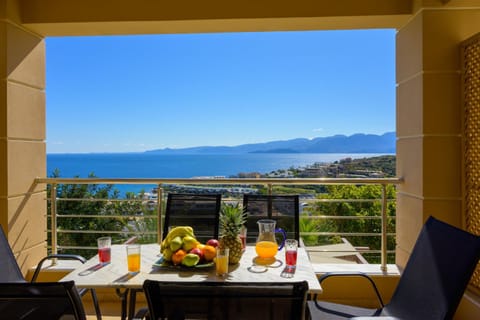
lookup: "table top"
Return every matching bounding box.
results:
[61,244,322,294]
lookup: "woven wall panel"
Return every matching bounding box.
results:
[462,34,480,291]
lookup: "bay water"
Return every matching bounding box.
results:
[47,153,387,196]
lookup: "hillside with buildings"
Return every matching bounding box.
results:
[257,155,396,179]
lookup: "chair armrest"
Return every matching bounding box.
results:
[132,307,149,320]
[313,272,385,308]
[124,236,138,244]
[31,254,87,282]
[351,317,402,319]
[299,237,306,247]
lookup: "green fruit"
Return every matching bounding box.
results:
[182,235,198,252]
[181,253,200,267]
[170,236,183,252]
[162,248,173,261]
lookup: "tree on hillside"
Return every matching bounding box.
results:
[47,170,156,258]
[304,184,396,263]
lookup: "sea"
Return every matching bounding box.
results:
[47,153,389,196]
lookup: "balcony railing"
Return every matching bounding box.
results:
[35,177,402,271]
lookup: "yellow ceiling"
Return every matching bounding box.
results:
[16,0,414,36]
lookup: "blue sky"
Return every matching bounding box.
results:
[46,29,396,154]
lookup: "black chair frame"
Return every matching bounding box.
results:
[0,280,87,320]
[243,194,300,243]
[163,193,222,242]
[0,225,102,320]
[140,280,309,320]
[307,216,480,319]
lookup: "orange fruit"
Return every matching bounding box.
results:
[171,249,186,265]
[203,245,216,262]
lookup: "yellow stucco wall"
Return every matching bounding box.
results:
[0,0,47,274]
[396,5,480,317]
[396,5,480,268]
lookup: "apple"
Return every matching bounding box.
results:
[206,239,219,248]
[189,247,204,260]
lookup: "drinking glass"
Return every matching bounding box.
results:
[97,236,111,264]
[285,239,298,268]
[216,248,229,277]
[239,226,247,250]
[127,244,141,274]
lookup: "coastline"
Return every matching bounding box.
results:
[47,153,394,197]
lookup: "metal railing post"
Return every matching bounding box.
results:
[157,185,163,243]
[267,183,272,195]
[380,184,388,272]
[51,183,58,264]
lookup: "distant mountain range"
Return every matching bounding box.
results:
[146,132,396,154]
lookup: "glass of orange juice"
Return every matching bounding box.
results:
[216,248,229,277]
[126,244,141,274]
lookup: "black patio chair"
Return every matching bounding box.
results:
[0,280,87,320]
[163,193,222,243]
[307,216,480,319]
[243,194,300,243]
[138,280,309,320]
[0,225,102,320]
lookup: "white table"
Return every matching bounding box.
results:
[61,244,322,319]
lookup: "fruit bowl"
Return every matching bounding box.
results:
[153,256,214,269]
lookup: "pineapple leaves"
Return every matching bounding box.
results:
[219,203,247,237]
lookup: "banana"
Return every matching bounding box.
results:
[161,238,168,251]
[161,226,195,252]
[165,226,195,244]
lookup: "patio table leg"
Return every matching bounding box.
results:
[115,288,130,320]
[127,289,143,320]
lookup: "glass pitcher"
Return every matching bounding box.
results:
[255,219,286,260]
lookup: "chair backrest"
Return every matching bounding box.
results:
[384,216,480,319]
[143,280,309,320]
[243,194,300,243]
[163,193,221,243]
[0,281,87,320]
[0,225,26,282]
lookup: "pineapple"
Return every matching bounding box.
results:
[219,203,246,264]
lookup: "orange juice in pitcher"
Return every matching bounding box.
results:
[255,240,278,258]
